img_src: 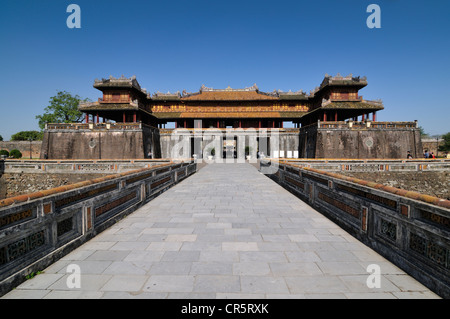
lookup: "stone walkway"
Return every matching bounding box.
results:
[1,163,440,299]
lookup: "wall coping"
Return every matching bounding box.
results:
[0,162,179,208]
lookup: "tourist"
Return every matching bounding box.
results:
[431,152,436,159]
[407,151,413,159]
[424,150,429,158]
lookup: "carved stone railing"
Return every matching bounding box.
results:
[276,158,450,173]
[45,122,157,131]
[158,128,301,134]
[1,159,174,174]
[300,121,419,131]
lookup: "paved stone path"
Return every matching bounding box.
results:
[2,163,440,299]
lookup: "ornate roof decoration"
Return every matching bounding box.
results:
[152,91,182,101]
[198,83,259,93]
[93,75,147,95]
[319,73,368,90]
[181,83,279,100]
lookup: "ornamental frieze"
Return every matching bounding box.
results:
[152,104,308,113]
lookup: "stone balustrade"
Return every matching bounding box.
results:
[300,121,418,131]
[45,122,157,131]
[277,158,450,172]
[1,159,174,174]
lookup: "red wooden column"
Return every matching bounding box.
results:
[239,120,242,128]
[362,113,365,121]
[373,111,377,121]
[335,111,338,121]
[259,120,261,129]
[123,112,126,123]
[184,120,187,128]
[133,112,137,123]
[217,120,220,128]
[85,114,89,123]
[323,112,327,122]
[96,112,99,124]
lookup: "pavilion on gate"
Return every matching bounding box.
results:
[41,73,422,159]
[78,73,384,129]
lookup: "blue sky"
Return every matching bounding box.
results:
[0,0,449,140]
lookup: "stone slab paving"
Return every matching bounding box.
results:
[2,163,441,299]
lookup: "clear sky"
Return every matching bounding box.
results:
[0,0,449,140]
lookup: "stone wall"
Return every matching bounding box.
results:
[422,138,445,157]
[299,122,423,159]
[40,123,161,159]
[0,141,42,159]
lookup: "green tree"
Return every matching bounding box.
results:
[419,126,429,138]
[9,149,22,159]
[0,135,3,141]
[438,132,450,152]
[36,91,90,130]
[11,130,43,141]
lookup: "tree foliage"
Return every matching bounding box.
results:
[9,149,22,159]
[11,130,43,141]
[36,91,89,130]
[438,132,450,152]
[419,126,429,138]
[0,135,3,141]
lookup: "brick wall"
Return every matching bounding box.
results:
[0,141,42,159]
